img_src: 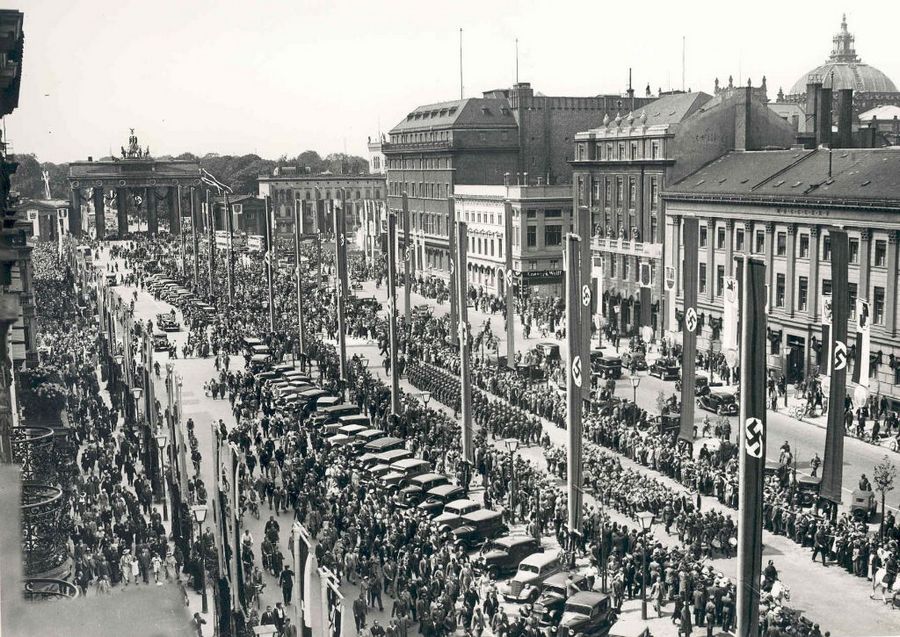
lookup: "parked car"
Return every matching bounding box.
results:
[418,484,467,517]
[677,375,711,397]
[156,312,180,332]
[152,332,169,351]
[451,509,508,550]
[697,391,738,416]
[558,591,617,636]
[358,448,413,469]
[380,458,432,489]
[504,551,564,603]
[476,535,543,580]
[595,356,622,379]
[534,572,591,626]
[434,499,482,530]
[649,359,680,380]
[622,351,648,371]
[396,473,450,507]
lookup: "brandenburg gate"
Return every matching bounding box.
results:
[67,131,202,238]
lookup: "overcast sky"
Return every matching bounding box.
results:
[9,0,900,163]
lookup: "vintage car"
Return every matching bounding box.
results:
[595,356,622,379]
[797,475,821,507]
[850,489,876,522]
[417,484,467,517]
[558,591,617,636]
[434,499,482,530]
[395,472,450,507]
[622,350,648,371]
[534,572,591,626]
[697,391,738,416]
[503,551,563,603]
[451,509,507,550]
[152,332,170,352]
[475,535,543,580]
[648,359,680,381]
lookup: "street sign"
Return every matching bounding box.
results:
[833,340,848,371]
[725,348,738,368]
[685,307,698,333]
[581,284,591,307]
[745,417,764,458]
[571,355,583,388]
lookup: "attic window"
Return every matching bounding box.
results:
[440,109,448,116]
[448,107,458,114]
[773,179,786,187]
[481,106,491,114]
[407,114,415,120]
[718,177,727,184]
[431,111,438,118]
[740,178,750,184]
[791,181,802,188]
[695,179,705,186]
[861,180,871,187]
[500,107,510,115]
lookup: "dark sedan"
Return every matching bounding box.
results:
[697,391,738,416]
[475,535,543,579]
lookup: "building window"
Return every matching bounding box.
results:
[630,142,638,159]
[799,234,809,258]
[623,257,630,281]
[699,225,708,248]
[716,265,725,297]
[776,232,786,256]
[526,209,537,219]
[796,275,806,310]
[770,271,787,307]
[699,263,707,294]
[610,255,616,278]
[650,216,658,244]
[544,225,562,247]
[545,209,562,218]
[717,227,726,250]
[735,228,745,252]
[849,237,859,263]
[875,239,887,267]
[822,279,832,297]
[592,178,602,202]
[755,230,765,254]
[874,286,885,325]
[616,178,624,207]
[606,144,613,160]
[604,180,612,207]
[628,179,636,210]
[527,226,537,247]
[651,141,660,159]
[849,282,858,320]
[823,234,832,261]
[618,143,625,159]
[650,178,659,211]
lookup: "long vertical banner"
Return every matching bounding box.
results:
[852,298,871,386]
[294,202,306,366]
[735,256,767,637]
[565,234,584,545]
[679,218,699,444]
[448,198,459,348]
[292,522,313,637]
[576,200,592,402]
[333,192,348,396]
[387,212,400,416]
[319,567,343,637]
[402,193,411,323]
[821,229,849,506]
[456,221,473,480]
[821,296,833,375]
[504,201,516,369]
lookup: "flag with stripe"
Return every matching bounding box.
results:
[679,218,699,444]
[852,298,871,386]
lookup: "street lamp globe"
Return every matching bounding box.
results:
[630,375,642,390]
[636,510,655,532]
[191,504,208,524]
[504,438,520,454]
[155,433,168,450]
[132,387,143,401]
[420,391,431,408]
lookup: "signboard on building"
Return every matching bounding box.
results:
[521,269,563,285]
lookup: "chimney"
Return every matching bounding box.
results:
[806,79,822,136]
[893,116,899,135]
[735,84,753,150]
[523,171,529,186]
[503,172,510,187]
[836,88,853,148]
[817,86,833,146]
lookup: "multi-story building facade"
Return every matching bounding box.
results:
[664,147,900,406]
[453,183,572,298]
[571,87,796,334]
[257,168,386,235]
[385,82,655,281]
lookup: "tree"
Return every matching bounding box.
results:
[873,454,896,539]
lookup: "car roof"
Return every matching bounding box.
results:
[494,535,536,547]
[427,484,464,497]
[519,550,559,566]
[409,472,446,483]
[390,458,430,470]
[368,437,405,449]
[463,509,502,521]
[376,447,410,459]
[567,591,609,605]
[543,572,587,587]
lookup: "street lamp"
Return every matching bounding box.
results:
[191,504,209,614]
[636,510,655,620]
[629,373,642,405]
[504,438,520,523]
[419,391,431,410]
[155,433,169,521]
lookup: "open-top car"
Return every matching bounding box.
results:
[649,359,680,380]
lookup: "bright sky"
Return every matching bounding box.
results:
[8,0,900,163]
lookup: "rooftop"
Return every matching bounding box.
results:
[576,92,711,138]
[665,147,900,204]
[389,98,517,134]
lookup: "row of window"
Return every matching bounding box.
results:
[390,130,452,144]
[697,224,891,267]
[468,235,504,258]
[271,188,382,202]
[389,181,450,199]
[585,175,660,212]
[576,139,663,162]
[599,211,659,244]
[387,157,451,171]
[605,254,656,284]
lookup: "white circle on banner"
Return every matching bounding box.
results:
[506,270,513,285]
[725,348,738,368]
[833,341,848,371]
[641,326,653,343]
[854,384,869,404]
[685,307,698,333]
[572,356,583,388]
[581,284,591,307]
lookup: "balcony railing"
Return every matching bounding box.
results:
[592,237,662,259]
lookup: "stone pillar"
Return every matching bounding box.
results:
[92,188,106,240]
[725,219,735,277]
[167,186,180,235]
[858,228,871,303]
[116,188,129,236]
[887,230,898,337]
[706,218,715,303]
[808,225,820,322]
[786,224,796,318]
[147,188,158,235]
[70,188,83,237]
[765,221,775,310]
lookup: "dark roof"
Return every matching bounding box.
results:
[665,147,900,204]
[390,98,517,133]
[635,92,711,127]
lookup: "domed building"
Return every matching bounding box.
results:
[777,15,900,114]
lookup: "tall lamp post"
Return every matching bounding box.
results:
[629,373,642,405]
[418,391,431,410]
[191,504,209,614]
[637,510,655,620]
[132,387,143,432]
[504,438,519,523]
[155,433,169,522]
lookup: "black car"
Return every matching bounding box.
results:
[697,391,738,416]
[559,591,617,636]
[676,375,711,397]
[417,484,467,517]
[648,359,680,381]
[451,509,508,550]
[476,535,543,579]
[534,572,590,626]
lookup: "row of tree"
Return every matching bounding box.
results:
[11,150,370,201]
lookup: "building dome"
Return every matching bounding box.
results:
[789,15,897,96]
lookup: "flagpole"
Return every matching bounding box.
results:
[265,195,275,332]
[565,232,584,552]
[225,190,234,303]
[387,211,401,416]
[206,189,215,300]
[334,189,349,401]
[456,220,473,493]
[294,201,306,370]
[504,200,516,369]
[190,187,199,293]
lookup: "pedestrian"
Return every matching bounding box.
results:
[279,565,294,605]
[353,592,368,631]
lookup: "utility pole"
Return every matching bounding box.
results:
[294,201,306,370]
[565,233,584,551]
[387,212,400,416]
[456,220,473,493]
[265,195,275,332]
